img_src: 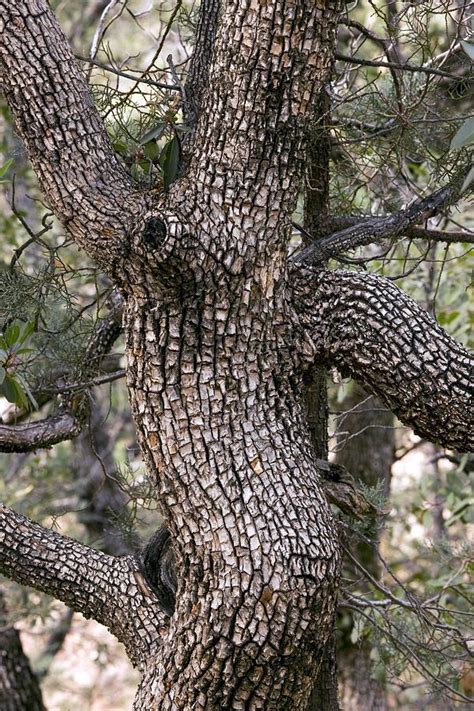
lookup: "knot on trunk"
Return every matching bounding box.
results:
[141,217,167,250]
[138,526,177,616]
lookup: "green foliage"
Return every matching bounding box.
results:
[0,320,37,409]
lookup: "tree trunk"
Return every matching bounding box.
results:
[0,591,45,711]
[304,84,341,711]
[0,1,472,709]
[335,385,393,711]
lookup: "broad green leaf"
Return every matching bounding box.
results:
[113,140,128,155]
[461,165,474,193]
[139,122,166,145]
[461,40,474,61]
[450,117,474,150]
[159,136,180,191]
[0,366,5,385]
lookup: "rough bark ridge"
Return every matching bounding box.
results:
[0,1,472,709]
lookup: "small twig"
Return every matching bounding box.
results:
[48,369,126,395]
[75,54,180,91]
[335,52,462,80]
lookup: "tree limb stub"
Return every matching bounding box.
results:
[294,180,467,265]
[0,504,168,666]
[292,267,473,452]
[0,0,149,277]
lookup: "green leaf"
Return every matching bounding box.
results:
[139,122,166,145]
[0,366,5,385]
[0,374,28,408]
[450,117,474,150]
[159,136,180,191]
[461,40,474,61]
[461,165,474,193]
[143,141,160,161]
[113,140,129,155]
[18,321,35,345]
[0,158,13,180]
[18,377,38,410]
[4,322,20,347]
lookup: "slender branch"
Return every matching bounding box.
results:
[0,503,167,665]
[75,54,180,91]
[294,179,468,265]
[1,293,124,426]
[291,266,473,452]
[295,216,474,245]
[335,52,461,79]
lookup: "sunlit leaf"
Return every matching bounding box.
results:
[460,40,474,61]
[450,117,474,150]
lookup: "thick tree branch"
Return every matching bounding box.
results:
[0,504,167,666]
[0,0,149,275]
[291,267,473,452]
[294,180,467,265]
[0,411,83,453]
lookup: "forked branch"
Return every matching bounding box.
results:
[291,267,473,451]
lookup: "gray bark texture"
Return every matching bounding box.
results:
[0,0,472,708]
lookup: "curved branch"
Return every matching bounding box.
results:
[0,1,148,275]
[291,267,473,452]
[0,504,167,665]
[0,411,83,453]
